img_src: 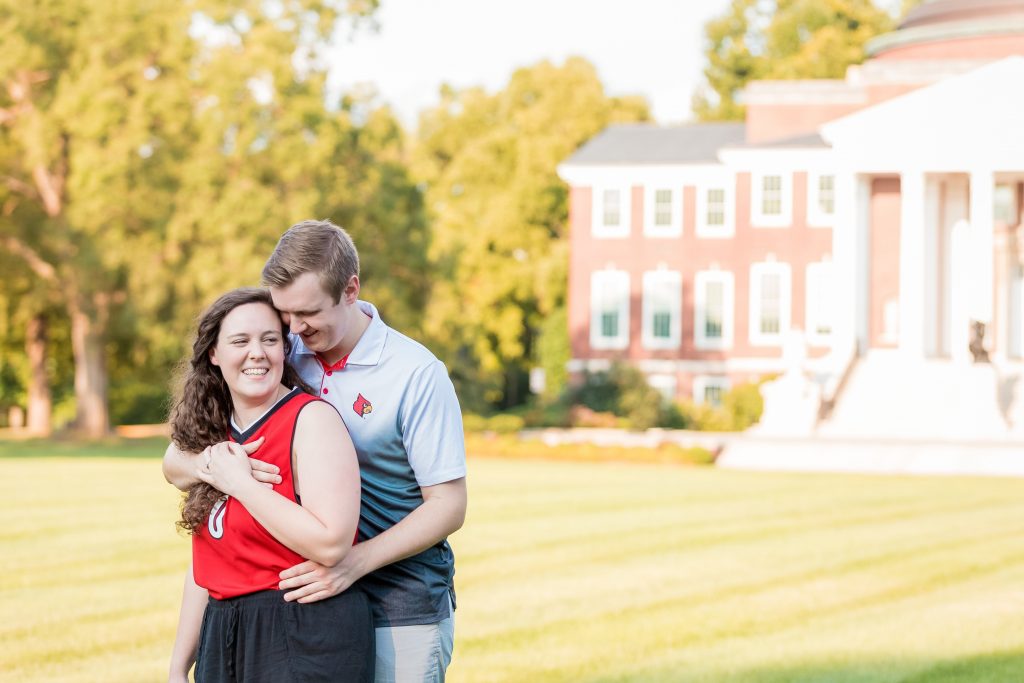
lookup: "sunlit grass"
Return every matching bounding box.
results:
[2,446,1024,682]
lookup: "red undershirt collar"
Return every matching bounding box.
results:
[316,353,350,373]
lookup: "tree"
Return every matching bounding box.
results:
[413,57,648,410]
[0,1,406,436]
[693,0,895,121]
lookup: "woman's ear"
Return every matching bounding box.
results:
[209,347,220,367]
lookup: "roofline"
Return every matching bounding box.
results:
[866,17,1024,57]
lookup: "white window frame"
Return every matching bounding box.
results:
[751,171,792,228]
[641,270,682,350]
[590,269,630,350]
[643,186,682,238]
[647,373,678,403]
[694,270,734,350]
[749,261,792,346]
[805,261,835,346]
[693,375,730,407]
[807,172,836,227]
[696,181,734,238]
[591,186,632,238]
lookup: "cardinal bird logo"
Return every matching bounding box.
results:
[353,394,373,417]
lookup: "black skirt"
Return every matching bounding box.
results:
[195,588,375,683]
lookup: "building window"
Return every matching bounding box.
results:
[643,186,681,237]
[696,178,734,238]
[592,186,631,238]
[762,175,782,215]
[655,191,672,225]
[995,184,1018,224]
[707,189,726,226]
[818,175,835,214]
[749,262,791,346]
[693,375,730,407]
[751,172,792,227]
[808,173,836,226]
[806,261,835,345]
[642,270,681,349]
[695,270,734,350]
[590,269,630,349]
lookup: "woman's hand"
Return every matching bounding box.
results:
[196,441,261,498]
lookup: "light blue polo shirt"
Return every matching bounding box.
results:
[288,301,466,627]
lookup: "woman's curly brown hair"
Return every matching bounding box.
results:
[170,288,312,534]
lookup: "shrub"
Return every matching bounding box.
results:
[462,413,488,433]
[109,381,171,426]
[677,381,764,432]
[486,414,525,434]
[568,405,621,428]
[571,362,684,430]
[723,382,763,431]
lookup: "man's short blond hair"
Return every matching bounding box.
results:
[262,219,359,303]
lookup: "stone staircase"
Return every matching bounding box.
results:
[815,350,1015,441]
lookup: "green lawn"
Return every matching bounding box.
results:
[2,445,1024,682]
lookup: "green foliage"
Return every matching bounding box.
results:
[107,380,171,426]
[0,1,446,432]
[724,381,765,430]
[572,362,684,430]
[536,305,570,403]
[694,0,895,121]
[414,58,648,411]
[462,413,528,435]
[677,381,765,431]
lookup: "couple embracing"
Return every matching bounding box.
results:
[164,220,467,682]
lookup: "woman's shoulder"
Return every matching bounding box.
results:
[293,395,345,430]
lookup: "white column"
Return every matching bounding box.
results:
[830,171,858,358]
[922,177,940,357]
[969,169,995,326]
[899,170,926,356]
[950,218,971,364]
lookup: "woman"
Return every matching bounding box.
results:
[167,288,373,683]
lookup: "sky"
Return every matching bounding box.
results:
[327,0,735,129]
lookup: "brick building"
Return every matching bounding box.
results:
[557,0,1024,437]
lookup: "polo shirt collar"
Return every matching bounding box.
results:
[291,300,386,368]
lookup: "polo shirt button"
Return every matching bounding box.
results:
[322,388,329,395]
[326,371,333,376]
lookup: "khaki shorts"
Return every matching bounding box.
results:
[373,598,455,683]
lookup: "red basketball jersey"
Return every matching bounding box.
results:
[192,388,318,600]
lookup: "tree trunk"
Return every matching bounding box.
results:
[25,314,51,435]
[69,296,109,438]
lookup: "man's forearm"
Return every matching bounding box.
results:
[356,478,467,577]
[163,442,201,491]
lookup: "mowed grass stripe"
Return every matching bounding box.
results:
[457,493,1023,587]
[456,523,1024,656]
[3,455,1024,682]
[447,461,1024,682]
[457,520,1024,648]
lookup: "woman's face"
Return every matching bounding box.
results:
[209,302,286,407]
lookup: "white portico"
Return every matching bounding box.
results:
[822,57,1024,364]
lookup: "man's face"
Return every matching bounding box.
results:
[269,271,353,357]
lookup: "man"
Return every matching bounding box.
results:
[164,219,468,682]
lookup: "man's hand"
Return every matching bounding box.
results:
[242,437,281,486]
[163,437,280,490]
[279,544,368,603]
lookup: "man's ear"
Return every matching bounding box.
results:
[343,275,360,304]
